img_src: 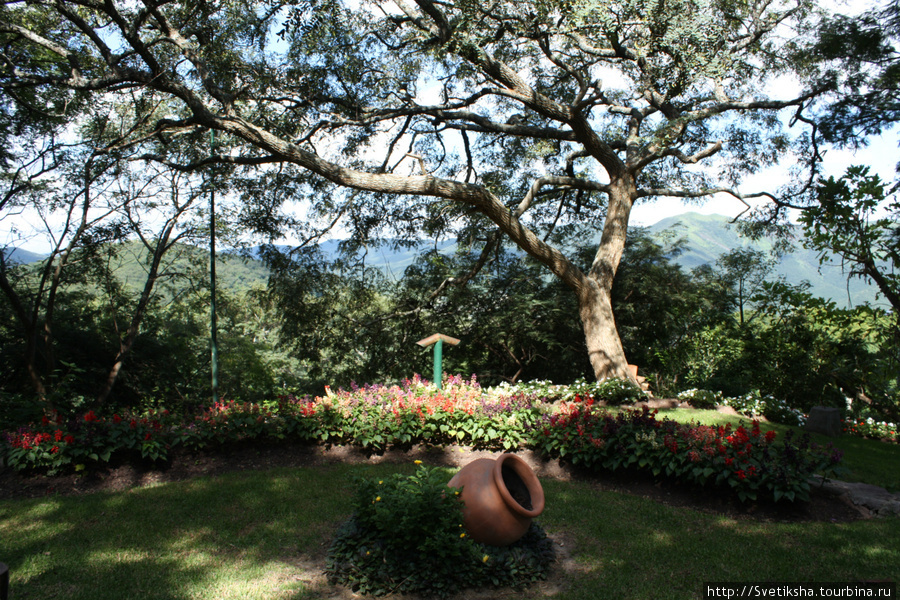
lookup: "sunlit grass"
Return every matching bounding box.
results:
[1,459,898,600]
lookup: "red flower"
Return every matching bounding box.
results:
[84,410,98,423]
[144,433,152,440]
[113,414,122,424]
[55,430,63,442]
[64,435,74,444]
[41,415,51,425]
[735,469,747,480]
[725,457,734,467]
[51,446,59,454]
[765,430,777,443]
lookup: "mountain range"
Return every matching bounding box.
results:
[2,212,884,308]
[644,213,882,308]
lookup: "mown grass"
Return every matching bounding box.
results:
[1,413,898,600]
[2,452,899,600]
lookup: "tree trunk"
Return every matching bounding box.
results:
[577,177,637,382]
[96,226,175,405]
[577,278,631,381]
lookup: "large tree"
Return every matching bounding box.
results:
[0,0,829,381]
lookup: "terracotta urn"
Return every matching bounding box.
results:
[447,453,545,546]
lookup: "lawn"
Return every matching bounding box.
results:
[1,432,899,600]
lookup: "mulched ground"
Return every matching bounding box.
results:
[0,441,864,523]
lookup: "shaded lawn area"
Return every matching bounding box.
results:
[1,458,898,600]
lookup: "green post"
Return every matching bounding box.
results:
[433,338,443,390]
[415,333,460,390]
[209,129,219,402]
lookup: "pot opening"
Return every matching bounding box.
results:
[501,464,533,511]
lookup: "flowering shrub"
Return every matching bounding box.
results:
[499,377,646,405]
[842,418,899,443]
[535,405,843,503]
[676,389,722,410]
[1,375,543,472]
[315,374,543,452]
[2,409,175,474]
[720,390,806,427]
[325,462,553,598]
[173,397,322,450]
[0,375,849,503]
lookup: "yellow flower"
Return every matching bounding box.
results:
[482,555,490,563]
[376,496,381,502]
[460,533,466,538]
[454,491,459,496]
[378,480,383,485]
[414,460,422,465]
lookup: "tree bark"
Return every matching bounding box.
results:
[579,178,638,381]
[577,278,632,381]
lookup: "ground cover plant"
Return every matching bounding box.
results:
[325,462,553,597]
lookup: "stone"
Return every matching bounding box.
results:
[812,476,900,518]
[805,406,841,437]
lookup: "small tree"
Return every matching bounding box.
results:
[800,166,900,316]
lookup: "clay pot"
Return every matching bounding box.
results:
[447,453,545,546]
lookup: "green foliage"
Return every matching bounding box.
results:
[676,389,722,410]
[841,417,899,443]
[809,0,900,145]
[536,406,844,503]
[801,166,900,314]
[325,464,554,597]
[507,377,645,405]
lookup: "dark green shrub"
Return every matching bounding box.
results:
[676,389,721,409]
[594,377,646,405]
[325,464,554,597]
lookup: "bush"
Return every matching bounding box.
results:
[501,377,646,405]
[676,389,722,410]
[842,417,899,443]
[720,390,807,427]
[325,463,554,598]
[1,375,847,503]
[534,405,843,503]
[594,377,647,405]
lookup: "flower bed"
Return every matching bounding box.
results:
[534,404,843,503]
[841,417,899,443]
[1,375,847,503]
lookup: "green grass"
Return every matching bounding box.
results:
[1,454,898,600]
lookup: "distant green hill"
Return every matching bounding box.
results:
[1,247,46,265]
[4,215,886,308]
[645,212,883,308]
[3,241,270,294]
[107,242,270,293]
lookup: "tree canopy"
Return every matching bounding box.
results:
[0,0,836,381]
